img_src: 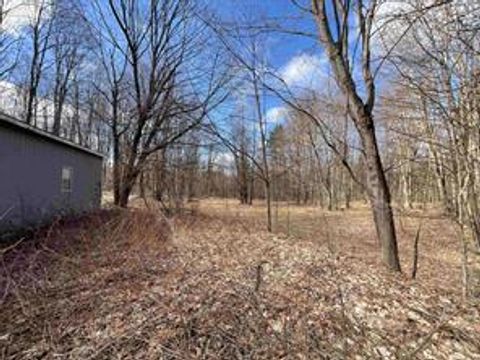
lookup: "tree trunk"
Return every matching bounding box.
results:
[52,96,65,136]
[118,178,134,208]
[345,175,352,209]
[401,163,412,209]
[113,146,121,206]
[360,123,402,272]
[248,175,254,205]
[265,180,272,232]
[25,86,36,125]
[112,117,122,206]
[327,187,334,211]
[139,170,146,199]
[118,167,139,208]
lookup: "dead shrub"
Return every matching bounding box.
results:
[0,208,174,357]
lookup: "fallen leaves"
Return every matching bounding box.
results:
[0,202,479,359]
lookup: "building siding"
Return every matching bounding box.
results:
[0,121,102,232]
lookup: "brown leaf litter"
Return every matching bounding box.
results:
[0,202,479,359]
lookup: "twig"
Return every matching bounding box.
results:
[254,261,268,292]
[411,222,422,279]
[402,309,460,359]
[0,238,25,255]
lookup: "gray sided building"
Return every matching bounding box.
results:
[0,113,103,233]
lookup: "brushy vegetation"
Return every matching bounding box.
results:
[1,200,479,359]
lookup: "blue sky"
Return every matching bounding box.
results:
[209,0,333,125]
[212,0,318,67]
[0,0,354,127]
[208,0,408,128]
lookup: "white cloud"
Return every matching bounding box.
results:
[279,53,329,91]
[217,152,234,167]
[373,0,480,60]
[0,80,24,116]
[1,0,51,35]
[265,106,287,124]
[373,1,414,50]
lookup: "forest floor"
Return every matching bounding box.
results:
[0,198,479,359]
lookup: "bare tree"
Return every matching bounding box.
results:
[378,0,480,292]
[50,1,90,135]
[231,110,253,205]
[91,0,230,207]
[93,42,129,205]
[250,40,273,231]
[307,0,401,271]
[0,1,19,79]
[24,0,54,126]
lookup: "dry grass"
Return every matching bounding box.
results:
[0,199,479,359]
[0,209,173,358]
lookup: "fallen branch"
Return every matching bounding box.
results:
[411,223,422,279]
[402,309,461,359]
[0,238,25,256]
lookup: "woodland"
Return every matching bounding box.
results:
[0,0,480,358]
